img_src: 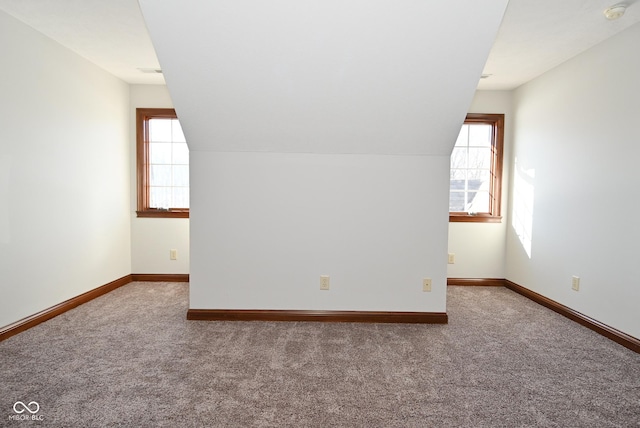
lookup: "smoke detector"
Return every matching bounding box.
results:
[603,4,627,20]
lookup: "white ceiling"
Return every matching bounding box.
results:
[0,0,638,89]
[0,0,163,84]
[480,0,640,89]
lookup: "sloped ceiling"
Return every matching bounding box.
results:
[479,0,640,89]
[139,0,508,155]
[0,0,163,84]
[1,1,638,90]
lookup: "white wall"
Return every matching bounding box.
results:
[0,11,131,328]
[190,152,450,311]
[141,0,508,314]
[129,85,189,275]
[447,91,513,279]
[128,88,513,283]
[507,23,640,339]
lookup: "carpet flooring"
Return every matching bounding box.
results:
[1,283,639,427]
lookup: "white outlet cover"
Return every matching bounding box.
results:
[320,275,330,290]
[571,276,580,291]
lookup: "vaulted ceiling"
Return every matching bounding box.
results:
[137,0,508,155]
[0,0,638,89]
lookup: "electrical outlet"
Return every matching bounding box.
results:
[571,276,580,291]
[448,253,455,264]
[170,249,178,260]
[320,275,330,290]
[422,278,432,292]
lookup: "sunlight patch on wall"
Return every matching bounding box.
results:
[512,157,535,258]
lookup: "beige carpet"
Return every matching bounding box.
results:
[1,283,639,427]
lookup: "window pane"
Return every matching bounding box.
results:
[449,114,502,220]
[468,147,491,170]
[467,170,489,192]
[150,165,172,186]
[137,109,192,216]
[468,124,492,147]
[150,186,171,209]
[455,125,469,147]
[172,187,189,208]
[449,191,466,211]
[450,169,466,181]
[467,190,490,213]
[149,118,172,142]
[150,142,171,164]
[468,168,490,183]
[172,120,186,143]
[173,142,189,165]
[172,165,189,187]
[451,147,467,169]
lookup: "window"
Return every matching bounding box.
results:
[136,108,189,218]
[449,113,504,223]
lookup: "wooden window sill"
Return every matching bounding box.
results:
[136,210,189,219]
[449,214,502,223]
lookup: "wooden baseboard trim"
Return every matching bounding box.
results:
[187,309,448,324]
[447,278,505,286]
[7,273,635,353]
[504,280,640,354]
[0,274,132,343]
[131,274,190,282]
